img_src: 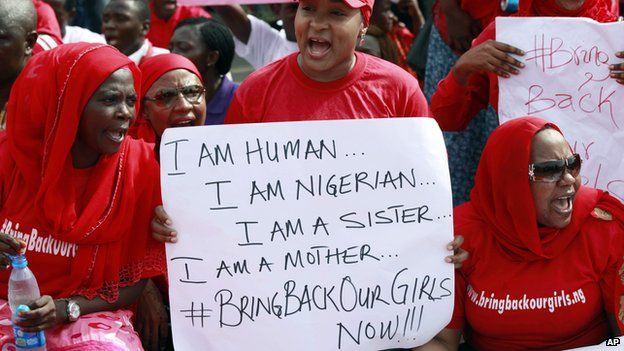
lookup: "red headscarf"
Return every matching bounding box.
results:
[4,43,164,301]
[464,117,624,261]
[129,53,203,143]
[519,0,617,22]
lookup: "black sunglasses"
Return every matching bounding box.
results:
[144,85,205,108]
[528,153,582,183]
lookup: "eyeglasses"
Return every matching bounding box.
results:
[528,153,582,183]
[144,85,205,108]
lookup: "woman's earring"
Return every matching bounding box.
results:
[359,30,367,46]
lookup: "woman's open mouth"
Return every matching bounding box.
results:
[551,195,574,216]
[105,128,126,143]
[307,37,331,59]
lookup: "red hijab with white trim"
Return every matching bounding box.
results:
[4,43,164,301]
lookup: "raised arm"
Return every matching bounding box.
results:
[212,5,252,44]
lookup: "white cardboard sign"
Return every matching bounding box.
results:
[497,17,624,202]
[160,118,454,350]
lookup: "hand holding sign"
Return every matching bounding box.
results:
[160,118,455,350]
[610,51,624,85]
[453,39,525,84]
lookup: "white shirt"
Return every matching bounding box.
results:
[63,26,106,44]
[128,39,169,65]
[234,15,298,70]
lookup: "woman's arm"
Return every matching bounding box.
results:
[413,328,462,351]
[15,279,148,332]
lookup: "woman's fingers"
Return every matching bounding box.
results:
[446,235,469,268]
[151,220,177,243]
[154,205,171,224]
[0,234,23,255]
[451,249,470,269]
[15,296,56,331]
[609,53,624,85]
[492,41,525,56]
[0,255,10,270]
[151,206,177,243]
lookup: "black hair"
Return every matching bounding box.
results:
[108,0,150,22]
[175,17,235,76]
[64,0,77,12]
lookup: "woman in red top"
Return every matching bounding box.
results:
[416,117,624,350]
[129,53,206,144]
[430,0,622,131]
[0,43,165,350]
[224,0,430,123]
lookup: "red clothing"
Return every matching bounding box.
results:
[433,0,503,50]
[129,53,203,143]
[448,117,624,350]
[430,0,617,132]
[32,0,63,54]
[225,52,430,123]
[1,43,165,302]
[146,3,211,49]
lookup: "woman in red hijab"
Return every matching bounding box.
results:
[415,117,624,350]
[0,42,165,350]
[430,0,623,131]
[129,53,206,145]
[128,52,206,351]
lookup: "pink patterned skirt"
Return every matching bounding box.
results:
[0,300,143,351]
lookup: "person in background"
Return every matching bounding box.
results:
[129,53,207,144]
[414,117,624,350]
[0,0,38,130]
[213,4,298,70]
[70,0,109,34]
[223,0,430,123]
[430,0,621,132]
[422,0,504,208]
[170,17,238,125]
[147,0,211,49]
[102,0,168,65]
[128,53,207,350]
[358,0,419,78]
[0,42,165,350]
[32,0,64,52]
[44,0,106,44]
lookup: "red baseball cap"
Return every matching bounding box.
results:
[342,0,374,26]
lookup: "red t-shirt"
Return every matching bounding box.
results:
[146,5,211,49]
[32,0,63,54]
[225,52,430,123]
[0,138,162,299]
[449,202,624,350]
[430,23,497,131]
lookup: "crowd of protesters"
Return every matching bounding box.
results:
[0,0,623,350]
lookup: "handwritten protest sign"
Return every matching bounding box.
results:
[497,17,624,202]
[160,118,453,350]
[178,0,290,5]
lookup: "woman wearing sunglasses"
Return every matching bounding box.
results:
[415,116,624,351]
[129,53,207,144]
